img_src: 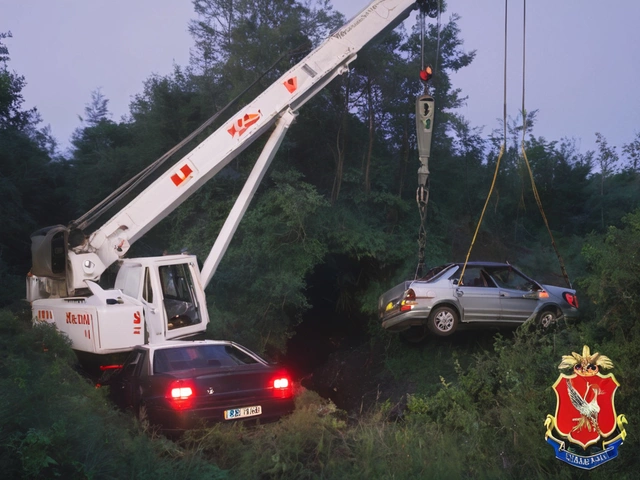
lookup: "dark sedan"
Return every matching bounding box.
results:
[379,262,579,340]
[104,340,295,432]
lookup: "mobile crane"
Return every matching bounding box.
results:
[27,0,438,361]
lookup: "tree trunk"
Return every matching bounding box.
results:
[331,76,350,204]
[364,78,374,195]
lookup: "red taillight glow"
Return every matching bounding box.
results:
[167,381,195,409]
[171,387,193,399]
[272,375,293,398]
[563,292,579,308]
[273,378,289,389]
[99,364,123,371]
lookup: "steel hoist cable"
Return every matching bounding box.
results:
[414,2,440,279]
[518,0,572,288]
[459,0,509,287]
[435,0,442,75]
[71,44,311,232]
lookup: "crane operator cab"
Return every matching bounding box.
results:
[114,255,208,343]
[29,229,209,357]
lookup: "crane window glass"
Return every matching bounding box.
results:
[159,264,201,329]
[142,267,153,303]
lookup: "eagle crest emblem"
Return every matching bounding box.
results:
[544,345,627,469]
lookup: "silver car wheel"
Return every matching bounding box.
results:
[538,310,557,329]
[435,311,454,330]
[428,306,458,336]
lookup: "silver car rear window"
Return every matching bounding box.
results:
[420,264,457,282]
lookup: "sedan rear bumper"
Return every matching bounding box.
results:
[561,306,580,321]
[381,309,429,332]
[148,397,295,431]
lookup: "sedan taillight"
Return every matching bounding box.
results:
[272,375,293,398]
[171,386,193,399]
[400,289,417,312]
[167,380,195,409]
[563,292,579,308]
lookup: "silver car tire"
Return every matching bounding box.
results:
[428,306,458,336]
[538,310,557,329]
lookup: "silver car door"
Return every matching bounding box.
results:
[489,266,539,323]
[454,266,502,322]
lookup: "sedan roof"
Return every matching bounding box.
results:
[140,339,234,352]
[453,261,513,267]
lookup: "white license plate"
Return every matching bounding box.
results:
[224,405,262,420]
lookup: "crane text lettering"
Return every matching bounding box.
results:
[66,312,91,325]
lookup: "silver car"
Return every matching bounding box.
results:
[379,262,579,339]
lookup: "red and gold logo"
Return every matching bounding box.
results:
[545,345,627,469]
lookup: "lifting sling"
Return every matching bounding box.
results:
[460,0,572,289]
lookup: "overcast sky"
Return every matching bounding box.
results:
[3,0,639,158]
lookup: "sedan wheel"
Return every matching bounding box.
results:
[538,310,557,329]
[428,306,458,336]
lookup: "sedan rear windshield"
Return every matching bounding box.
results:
[420,264,456,282]
[153,345,259,374]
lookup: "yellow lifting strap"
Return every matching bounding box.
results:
[459,144,505,286]
[461,0,572,289]
[520,145,572,288]
[459,0,509,287]
[519,0,572,288]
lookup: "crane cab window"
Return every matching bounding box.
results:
[142,267,153,303]
[159,264,202,330]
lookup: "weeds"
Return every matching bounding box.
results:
[0,310,227,479]
[2,209,640,479]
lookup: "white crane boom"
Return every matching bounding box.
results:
[68,0,423,290]
[28,0,437,359]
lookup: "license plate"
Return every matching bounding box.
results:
[224,405,262,420]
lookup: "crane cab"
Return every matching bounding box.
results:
[114,254,209,344]
[31,254,209,356]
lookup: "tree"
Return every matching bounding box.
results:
[79,88,111,126]
[581,209,640,334]
[68,89,137,217]
[622,132,640,173]
[0,32,69,306]
[595,132,620,229]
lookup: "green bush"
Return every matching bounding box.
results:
[0,309,227,479]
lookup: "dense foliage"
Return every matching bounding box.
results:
[1,0,640,477]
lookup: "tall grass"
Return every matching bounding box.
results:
[0,310,227,479]
[2,287,638,478]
